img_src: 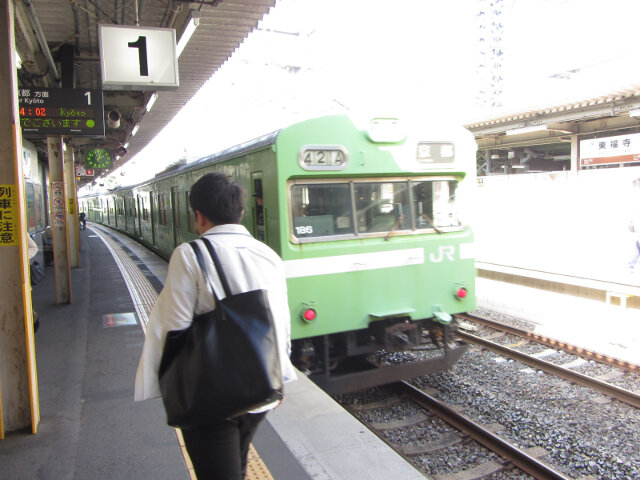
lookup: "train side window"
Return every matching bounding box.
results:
[141,197,149,221]
[186,190,198,234]
[173,191,182,228]
[158,192,168,226]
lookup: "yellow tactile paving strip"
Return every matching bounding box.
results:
[94,225,274,480]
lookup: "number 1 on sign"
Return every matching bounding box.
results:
[128,36,149,76]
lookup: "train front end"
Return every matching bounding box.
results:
[275,115,477,391]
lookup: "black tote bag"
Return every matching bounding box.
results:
[158,237,283,429]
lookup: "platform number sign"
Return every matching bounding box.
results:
[99,25,179,90]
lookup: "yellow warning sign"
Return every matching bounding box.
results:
[68,197,76,215]
[0,185,18,246]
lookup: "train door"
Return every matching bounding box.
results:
[250,173,266,242]
[171,186,181,249]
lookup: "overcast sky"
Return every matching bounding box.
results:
[102,0,640,188]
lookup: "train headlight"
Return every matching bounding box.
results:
[366,118,407,143]
[455,287,468,300]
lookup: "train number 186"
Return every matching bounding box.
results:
[295,225,313,235]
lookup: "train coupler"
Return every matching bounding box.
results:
[383,322,420,351]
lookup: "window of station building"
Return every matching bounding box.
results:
[290,178,462,241]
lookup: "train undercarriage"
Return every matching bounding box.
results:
[292,316,469,394]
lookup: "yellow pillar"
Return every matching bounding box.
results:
[0,0,39,436]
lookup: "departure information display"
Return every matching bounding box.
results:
[18,88,105,137]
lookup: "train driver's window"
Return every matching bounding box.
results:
[291,183,353,238]
[353,182,410,233]
[412,180,460,228]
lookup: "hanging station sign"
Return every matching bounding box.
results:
[18,87,105,137]
[580,133,640,167]
[99,24,179,90]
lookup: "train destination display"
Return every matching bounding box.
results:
[18,87,105,137]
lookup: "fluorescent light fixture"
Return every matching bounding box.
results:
[176,11,200,57]
[505,125,547,136]
[146,93,158,112]
[131,124,140,136]
[629,109,640,118]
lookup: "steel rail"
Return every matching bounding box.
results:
[456,330,640,409]
[397,381,572,480]
[456,313,639,375]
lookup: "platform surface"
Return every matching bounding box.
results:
[0,225,427,480]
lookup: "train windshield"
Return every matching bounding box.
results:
[290,178,462,241]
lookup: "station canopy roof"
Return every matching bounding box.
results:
[465,84,640,148]
[462,83,640,173]
[13,0,275,188]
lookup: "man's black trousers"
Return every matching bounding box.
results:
[181,412,267,479]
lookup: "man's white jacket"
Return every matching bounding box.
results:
[135,224,297,410]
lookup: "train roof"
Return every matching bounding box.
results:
[89,129,281,196]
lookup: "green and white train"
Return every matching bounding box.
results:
[81,114,477,392]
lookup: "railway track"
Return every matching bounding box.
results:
[456,313,639,374]
[397,381,570,479]
[340,381,570,479]
[335,309,640,478]
[455,313,640,409]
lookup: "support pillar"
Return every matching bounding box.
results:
[63,141,79,267]
[0,0,39,436]
[47,137,72,303]
[570,135,579,174]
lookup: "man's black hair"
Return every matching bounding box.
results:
[189,172,245,225]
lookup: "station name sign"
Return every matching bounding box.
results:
[18,88,105,137]
[580,133,640,167]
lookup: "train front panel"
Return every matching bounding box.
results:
[271,115,477,351]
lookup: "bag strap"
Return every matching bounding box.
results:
[188,241,221,302]
[199,237,233,298]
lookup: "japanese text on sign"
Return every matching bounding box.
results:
[580,133,640,167]
[18,87,104,137]
[0,185,18,246]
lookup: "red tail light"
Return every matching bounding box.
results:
[303,308,316,322]
[455,287,468,299]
